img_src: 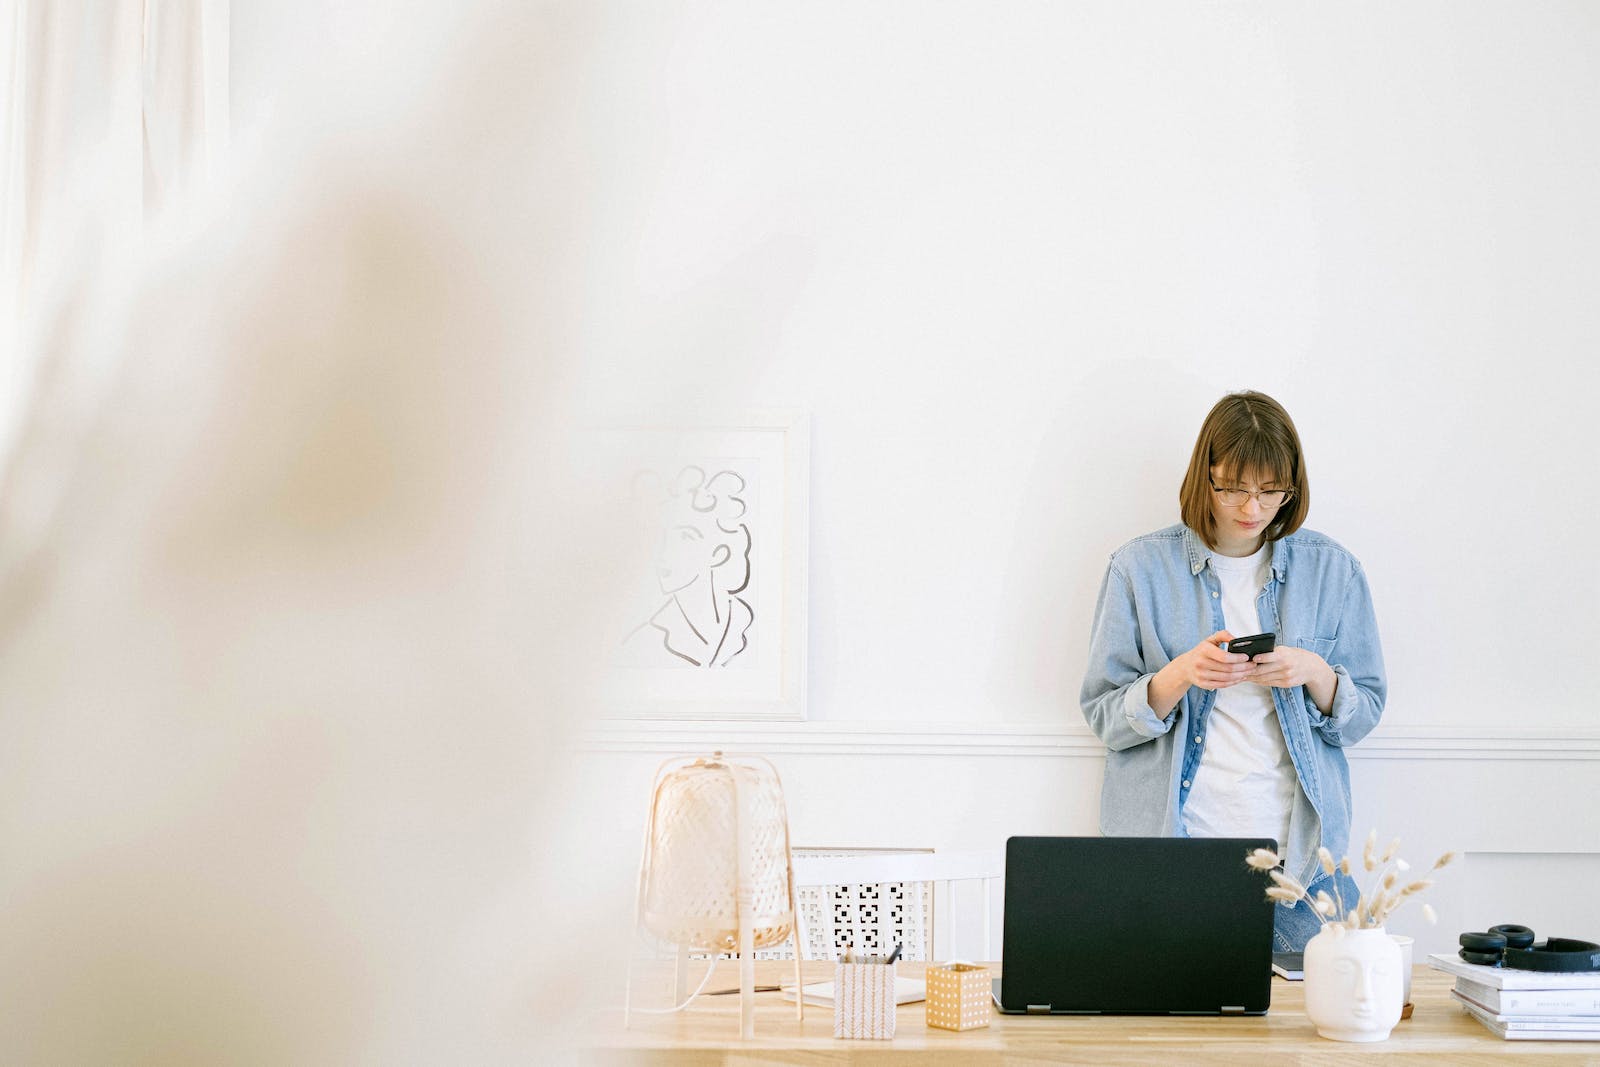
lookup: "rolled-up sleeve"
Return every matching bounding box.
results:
[1310,564,1387,747]
[1080,561,1173,751]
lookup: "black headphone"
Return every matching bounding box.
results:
[1459,925,1600,973]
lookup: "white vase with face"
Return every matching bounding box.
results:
[1303,926,1404,1042]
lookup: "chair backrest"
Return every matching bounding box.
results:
[783,848,1004,962]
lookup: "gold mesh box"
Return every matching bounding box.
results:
[924,963,991,1032]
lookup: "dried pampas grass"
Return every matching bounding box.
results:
[1244,832,1454,930]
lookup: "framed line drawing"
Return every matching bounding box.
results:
[601,410,808,720]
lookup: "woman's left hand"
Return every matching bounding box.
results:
[1246,647,1338,713]
[1244,646,1323,688]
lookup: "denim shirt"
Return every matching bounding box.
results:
[1079,523,1386,888]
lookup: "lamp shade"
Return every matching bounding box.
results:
[638,752,795,952]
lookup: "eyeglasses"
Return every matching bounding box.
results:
[1210,479,1292,509]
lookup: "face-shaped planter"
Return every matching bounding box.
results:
[1303,927,1404,1042]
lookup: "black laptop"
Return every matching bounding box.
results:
[993,836,1276,1015]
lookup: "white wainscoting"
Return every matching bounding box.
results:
[580,721,1600,962]
[1457,852,1600,950]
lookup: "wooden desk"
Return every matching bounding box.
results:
[586,960,1600,1064]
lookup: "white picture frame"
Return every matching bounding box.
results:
[600,410,808,721]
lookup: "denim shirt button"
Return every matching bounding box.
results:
[1182,779,1191,788]
[1211,591,1219,598]
[1194,735,1202,743]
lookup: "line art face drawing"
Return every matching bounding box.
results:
[617,464,755,668]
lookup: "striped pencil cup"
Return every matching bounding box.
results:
[925,962,991,1031]
[833,961,896,1039]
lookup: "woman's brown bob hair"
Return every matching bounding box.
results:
[1179,391,1310,549]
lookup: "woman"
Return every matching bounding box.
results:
[1080,391,1384,951]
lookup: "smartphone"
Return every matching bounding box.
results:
[1226,632,1277,659]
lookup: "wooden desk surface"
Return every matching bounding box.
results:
[583,960,1600,1064]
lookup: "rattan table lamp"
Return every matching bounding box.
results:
[626,752,802,1038]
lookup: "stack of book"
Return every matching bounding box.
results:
[1428,952,1600,1041]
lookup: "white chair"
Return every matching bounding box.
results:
[787,848,1005,962]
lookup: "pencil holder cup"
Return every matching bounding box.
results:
[833,961,897,1039]
[925,962,991,1032]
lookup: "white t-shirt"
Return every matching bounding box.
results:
[1180,544,1297,850]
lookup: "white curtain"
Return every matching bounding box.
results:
[0,0,227,417]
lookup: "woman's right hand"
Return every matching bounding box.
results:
[1149,631,1252,717]
[1180,630,1253,690]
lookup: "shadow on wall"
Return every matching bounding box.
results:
[987,358,1214,720]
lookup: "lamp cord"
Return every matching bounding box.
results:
[629,952,721,1014]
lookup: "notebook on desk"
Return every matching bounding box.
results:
[993,836,1276,1015]
[781,977,925,1007]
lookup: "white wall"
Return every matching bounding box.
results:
[229,2,1600,962]
[567,1,1600,731]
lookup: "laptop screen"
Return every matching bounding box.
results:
[998,836,1275,1014]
